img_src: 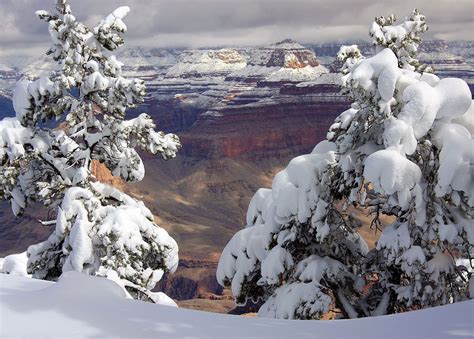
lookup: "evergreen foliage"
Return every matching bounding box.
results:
[0,0,181,301]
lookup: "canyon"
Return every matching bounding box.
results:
[0,39,473,313]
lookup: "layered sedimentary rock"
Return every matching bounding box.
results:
[144,40,343,160]
[179,93,347,159]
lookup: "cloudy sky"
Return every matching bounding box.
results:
[0,0,473,58]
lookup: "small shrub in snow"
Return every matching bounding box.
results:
[0,0,181,302]
[217,10,473,319]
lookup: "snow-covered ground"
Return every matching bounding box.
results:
[0,273,472,338]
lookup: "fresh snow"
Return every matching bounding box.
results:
[0,252,30,277]
[270,40,308,50]
[166,49,246,78]
[265,65,328,82]
[296,73,343,87]
[0,64,14,72]
[1,273,473,338]
[228,64,328,82]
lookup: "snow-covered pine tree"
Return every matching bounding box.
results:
[0,0,181,302]
[369,9,433,73]
[217,9,473,319]
[359,8,473,314]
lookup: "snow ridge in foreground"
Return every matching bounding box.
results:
[1,273,472,338]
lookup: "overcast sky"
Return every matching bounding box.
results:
[0,0,473,57]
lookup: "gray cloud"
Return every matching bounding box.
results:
[0,0,472,57]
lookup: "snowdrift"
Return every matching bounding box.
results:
[0,273,472,338]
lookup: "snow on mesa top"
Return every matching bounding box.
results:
[0,63,15,73]
[166,49,247,78]
[247,39,321,68]
[227,40,328,83]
